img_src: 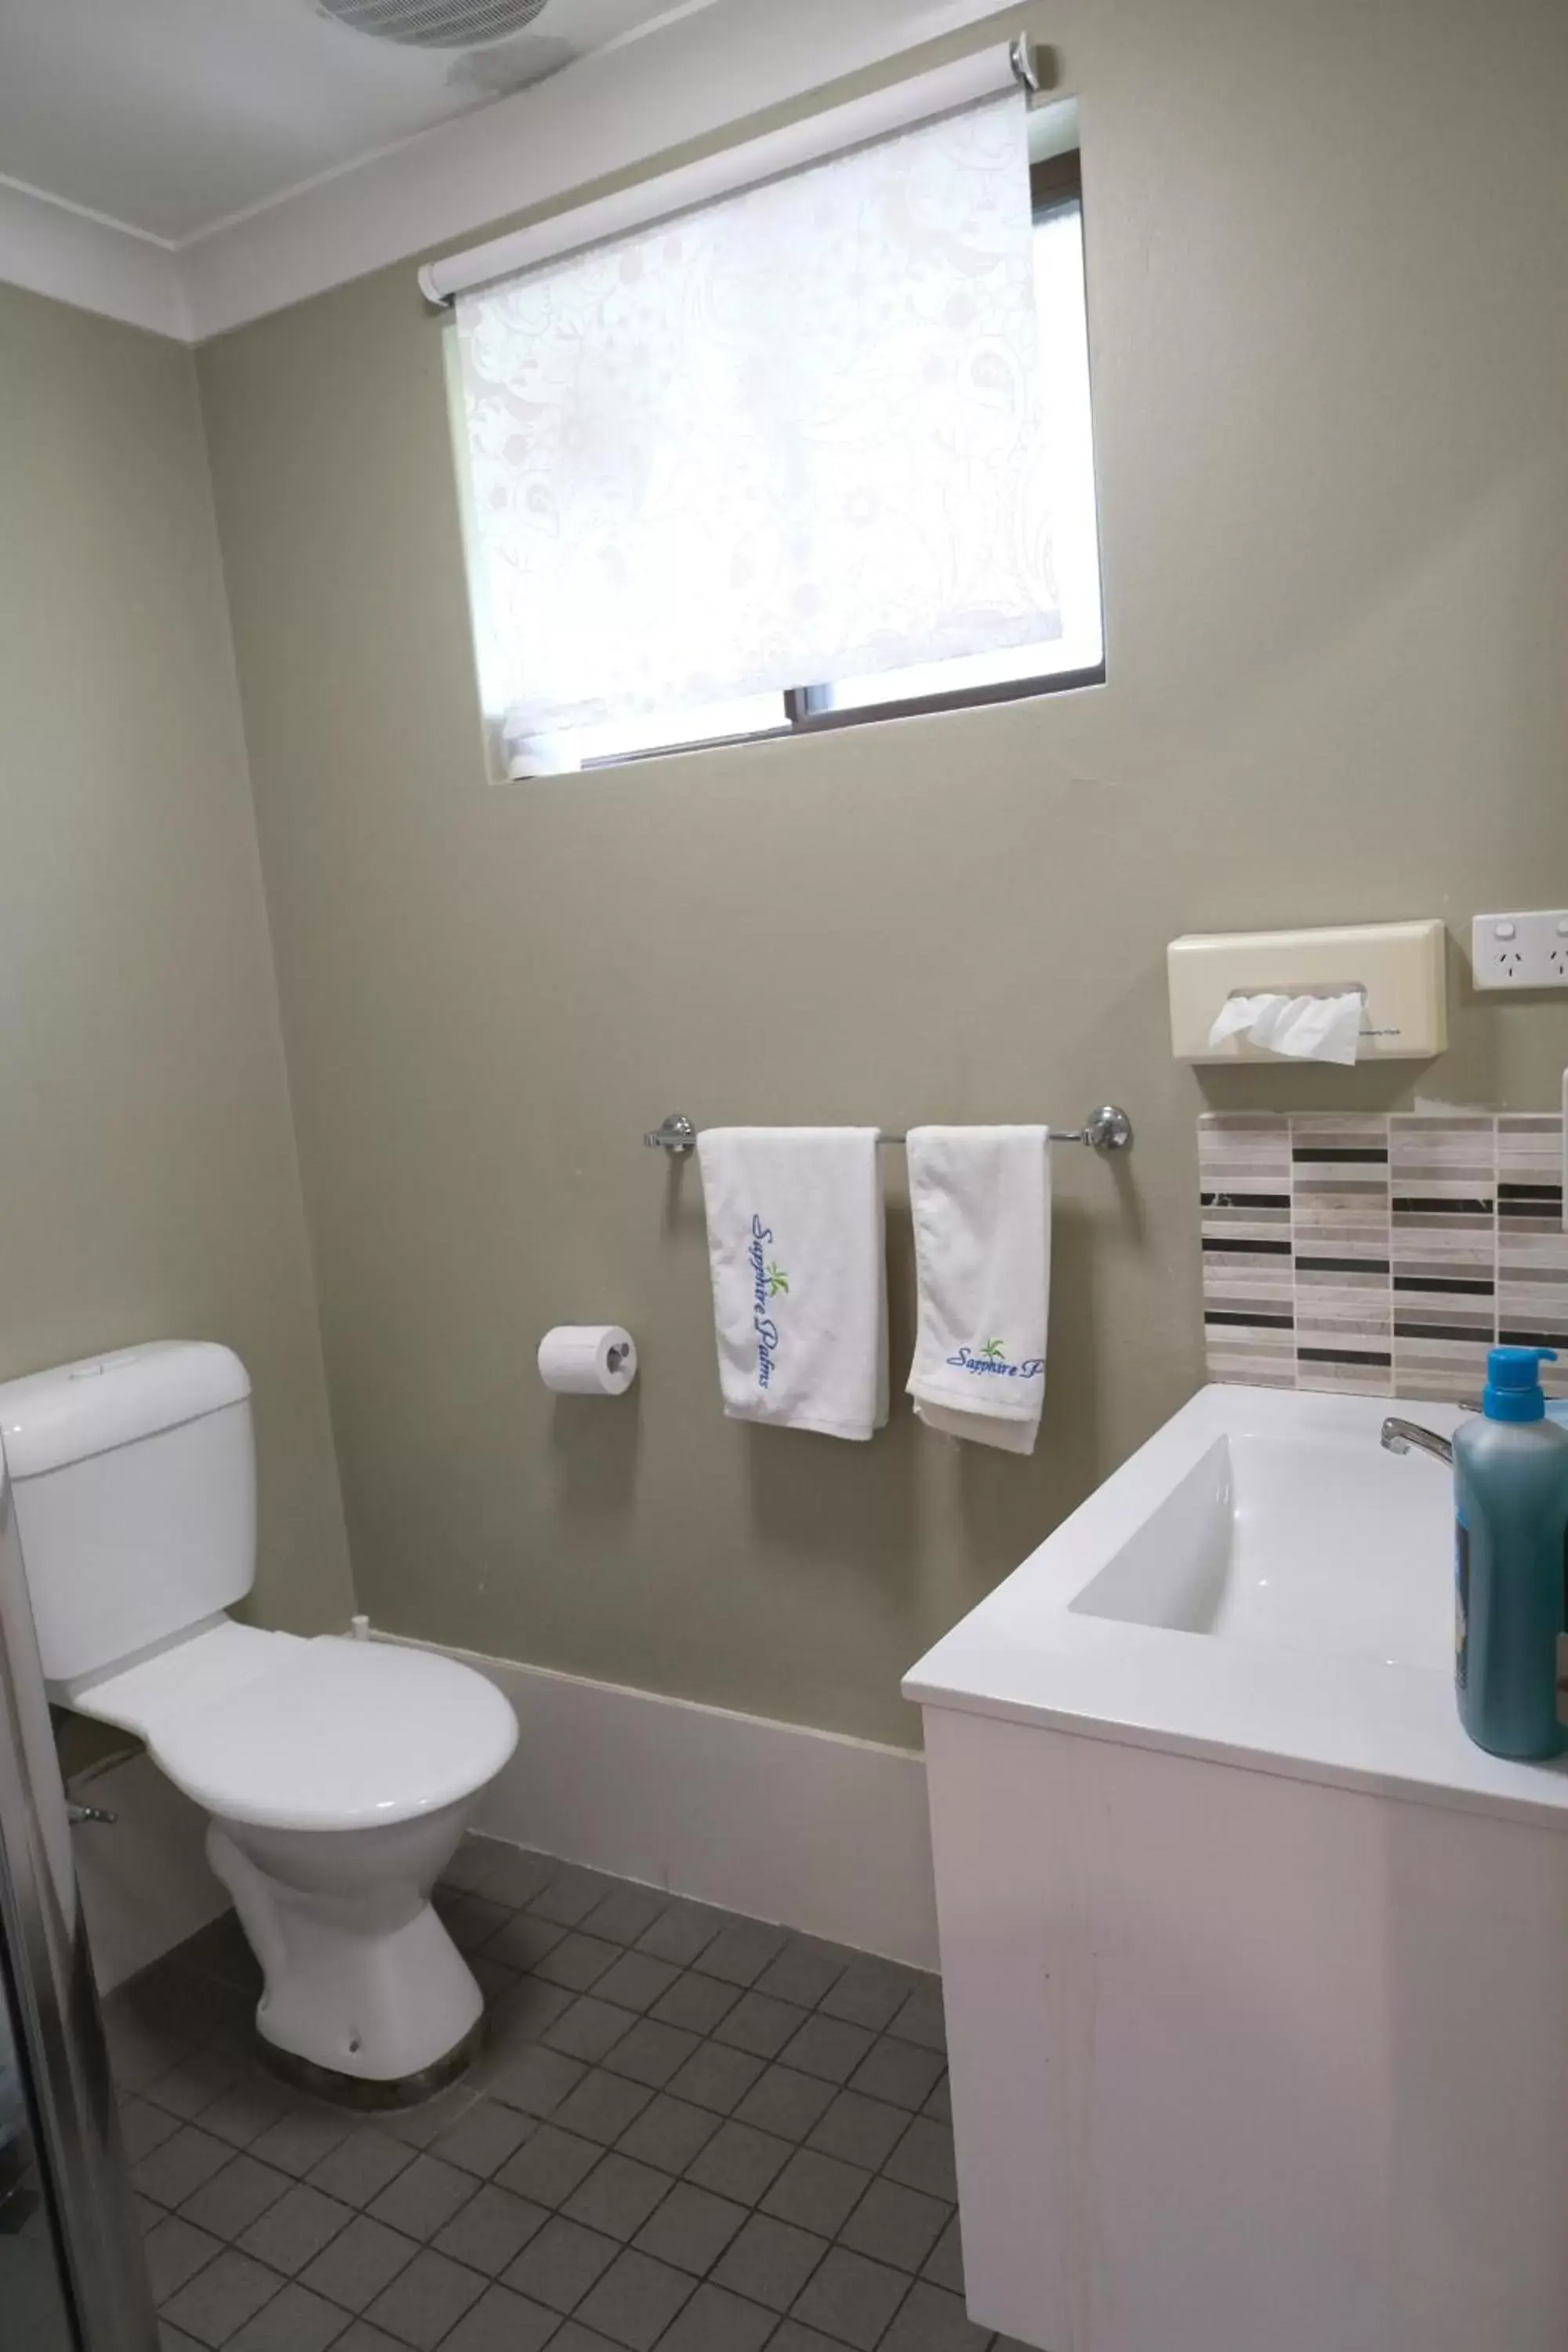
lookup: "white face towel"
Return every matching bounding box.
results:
[905,1126,1051,1454]
[696,1128,887,1441]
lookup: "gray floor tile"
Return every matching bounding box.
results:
[238,2182,356,2277]
[227,2281,350,2352]
[882,2119,956,2202]
[495,2125,605,2210]
[878,2279,991,2351]
[599,2018,700,2091]
[846,2041,944,2115]
[579,1886,669,1950]
[713,1991,809,2061]
[180,2154,293,2241]
[551,2325,634,2352]
[612,2094,720,2179]
[327,2327,407,2352]
[161,2321,208,2351]
[731,2068,837,2145]
[430,2184,549,2278]
[633,1906,724,1970]
[769,2325,847,2352]
[820,1963,920,2037]
[684,2118,793,2207]
[535,1935,622,1994]
[779,2015,878,2090]
[531,1868,621,1929]
[306,2130,417,2210]
[299,2216,419,2314]
[365,2154,477,2244]
[754,1942,852,2013]
[143,2212,224,2302]
[711,2212,829,2313]
[439,2283,561,2352]
[789,2245,909,2350]
[122,2096,182,2162]
[647,1974,740,2038]
[482,1976,579,2057]
[544,1998,638,2066]
[376,2089,481,2153]
[136,2125,236,2209]
[502,2214,619,2312]
[479,1915,568,1974]
[631,2182,747,2277]
[760,2148,872,2238]
[691,1921,787,1990]
[590,1952,681,2017]
[552,2069,655,2148]
[920,2215,964,2296]
[921,2079,951,2125]
[655,2281,776,2352]
[199,2081,301,2154]
[887,1984,946,2055]
[434,1894,510,1956]
[361,2248,487,2350]
[562,2151,672,2242]
[807,2092,910,2174]
[488,2045,588,2120]
[838,2179,949,2274]
[146,2047,250,2125]
[464,1842,558,1912]
[248,2106,357,2181]
[663,2042,765,2117]
[161,2249,286,2347]
[573,2248,695,2351]
[469,1955,520,2003]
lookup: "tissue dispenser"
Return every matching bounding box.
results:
[1168,920,1446,1063]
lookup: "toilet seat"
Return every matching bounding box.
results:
[71,1628,517,1834]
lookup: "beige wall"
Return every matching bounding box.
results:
[0,284,354,1646]
[197,0,1568,1749]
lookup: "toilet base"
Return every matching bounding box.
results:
[258,2016,485,2111]
[206,1799,484,2085]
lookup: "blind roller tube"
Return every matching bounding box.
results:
[419,36,1041,307]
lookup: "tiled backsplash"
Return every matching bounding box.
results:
[1199,1112,1568,1403]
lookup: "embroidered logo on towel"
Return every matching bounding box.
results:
[946,1339,1044,1380]
[748,1215,787,1387]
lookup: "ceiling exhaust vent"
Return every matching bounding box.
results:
[318,0,551,46]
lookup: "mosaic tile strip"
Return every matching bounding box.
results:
[1199,1112,1568,1403]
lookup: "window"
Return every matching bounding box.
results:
[448,86,1102,777]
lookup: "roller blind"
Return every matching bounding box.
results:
[453,89,1062,771]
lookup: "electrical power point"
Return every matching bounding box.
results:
[1471,911,1568,989]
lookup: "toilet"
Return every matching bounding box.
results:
[0,1340,518,2092]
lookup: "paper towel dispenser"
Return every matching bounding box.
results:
[1168,920,1447,1063]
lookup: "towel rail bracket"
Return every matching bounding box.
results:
[642,1106,1133,1156]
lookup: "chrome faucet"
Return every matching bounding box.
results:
[1381,1416,1454,1468]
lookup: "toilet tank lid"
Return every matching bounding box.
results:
[0,1342,250,1481]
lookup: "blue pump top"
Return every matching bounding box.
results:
[1482,1345,1558,1421]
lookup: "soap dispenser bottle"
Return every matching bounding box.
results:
[1453,1346,1568,1759]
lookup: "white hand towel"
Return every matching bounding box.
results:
[696,1128,887,1441]
[906,1126,1051,1454]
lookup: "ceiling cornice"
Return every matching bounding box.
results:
[0,0,1007,345]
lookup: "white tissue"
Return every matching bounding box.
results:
[1208,991,1364,1065]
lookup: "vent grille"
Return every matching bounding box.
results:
[318,0,551,47]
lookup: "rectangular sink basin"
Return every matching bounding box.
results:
[906,1381,1568,1824]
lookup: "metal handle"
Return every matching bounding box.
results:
[66,1803,117,1828]
[1381,1417,1454,1468]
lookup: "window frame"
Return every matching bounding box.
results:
[573,149,1100,771]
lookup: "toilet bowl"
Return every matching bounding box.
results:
[0,1342,518,2089]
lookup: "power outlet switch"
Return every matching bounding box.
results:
[1471,910,1568,990]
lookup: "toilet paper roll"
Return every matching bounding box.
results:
[537,1327,637,1396]
[1208,990,1365,1065]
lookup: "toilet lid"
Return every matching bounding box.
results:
[147,1638,519,1832]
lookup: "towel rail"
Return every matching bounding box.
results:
[641,1107,1133,1157]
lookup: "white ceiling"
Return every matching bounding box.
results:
[0,0,702,243]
